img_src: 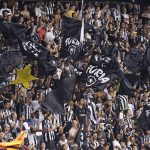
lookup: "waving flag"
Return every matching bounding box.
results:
[0,131,25,150]
[41,76,77,114]
[19,40,57,77]
[81,52,120,90]
[60,16,95,60]
[0,22,26,44]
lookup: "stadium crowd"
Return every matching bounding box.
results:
[0,0,150,150]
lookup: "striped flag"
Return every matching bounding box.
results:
[74,124,87,149]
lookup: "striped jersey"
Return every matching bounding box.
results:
[42,118,55,142]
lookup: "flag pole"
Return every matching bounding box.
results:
[80,0,84,44]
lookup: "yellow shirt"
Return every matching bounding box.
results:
[66,9,76,18]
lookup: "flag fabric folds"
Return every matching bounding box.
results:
[74,124,88,149]
[0,50,24,78]
[0,22,57,78]
[0,22,26,43]
[0,131,25,150]
[137,103,150,131]
[118,74,139,97]
[20,40,57,77]
[41,75,76,114]
[60,16,95,59]
[81,52,120,90]
[124,49,143,73]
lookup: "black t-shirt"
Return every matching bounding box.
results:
[107,29,115,43]
[75,106,87,124]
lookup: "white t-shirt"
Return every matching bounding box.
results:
[0,8,12,16]
[44,30,55,43]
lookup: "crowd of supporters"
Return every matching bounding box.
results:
[0,0,150,150]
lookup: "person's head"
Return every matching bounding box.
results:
[24,5,28,10]
[3,2,7,8]
[11,112,17,119]
[79,98,85,106]
[109,23,113,30]
[125,109,132,117]
[93,133,97,140]
[71,5,76,11]
[56,9,61,14]
[125,42,130,48]
[19,114,25,121]
[114,146,120,150]
[95,6,100,12]
[121,22,126,29]
[119,30,123,37]
[135,110,141,118]
[120,140,126,149]
[2,10,8,18]
[65,3,70,9]
[122,6,127,13]
[99,138,105,146]
[72,12,76,18]
[4,124,11,132]
[116,133,121,141]
[19,16,24,23]
[0,131,4,140]
[93,21,98,27]
[103,142,110,150]
[95,14,99,20]
[61,134,66,141]
[25,96,32,104]
[14,1,19,7]
[40,142,46,149]
[4,101,11,109]
[43,111,52,119]
[133,145,139,150]
[128,3,133,10]
[146,130,150,135]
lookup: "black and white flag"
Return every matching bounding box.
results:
[20,40,57,77]
[60,16,95,60]
[21,40,47,59]
[74,124,88,149]
[82,52,119,90]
